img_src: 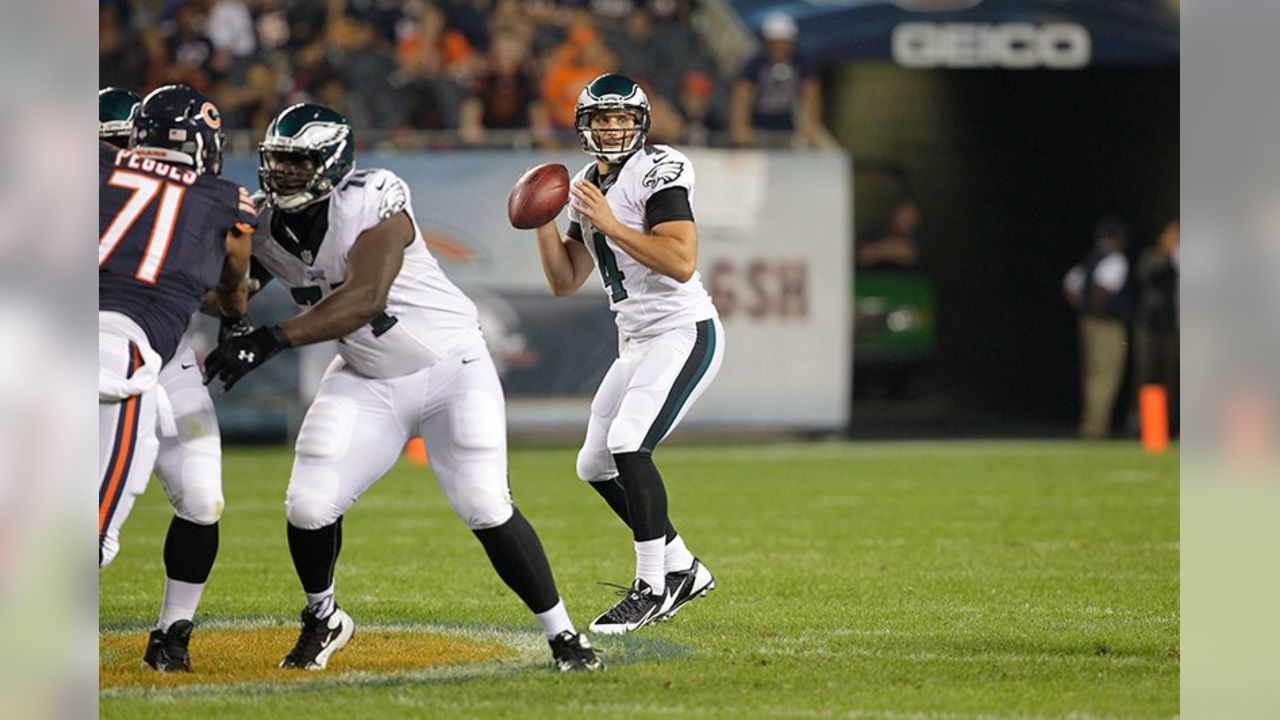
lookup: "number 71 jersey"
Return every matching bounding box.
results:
[566,145,717,339]
[98,143,257,363]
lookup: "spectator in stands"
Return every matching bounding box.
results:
[1063,217,1134,440]
[857,201,922,270]
[487,0,537,50]
[676,72,725,147]
[393,2,474,132]
[215,59,280,136]
[397,2,476,75]
[100,4,146,90]
[332,10,401,135]
[541,23,615,136]
[444,0,495,52]
[1133,219,1180,433]
[288,37,343,106]
[730,11,832,148]
[205,0,257,63]
[460,32,552,145]
[158,1,219,91]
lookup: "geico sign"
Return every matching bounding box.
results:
[892,22,1091,69]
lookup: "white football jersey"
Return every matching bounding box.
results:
[567,145,718,339]
[252,168,480,378]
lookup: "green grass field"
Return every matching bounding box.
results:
[100,441,1178,718]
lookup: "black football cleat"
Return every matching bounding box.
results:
[588,579,673,635]
[656,558,716,623]
[142,619,194,672]
[548,630,604,672]
[279,606,354,670]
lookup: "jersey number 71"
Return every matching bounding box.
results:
[99,170,186,284]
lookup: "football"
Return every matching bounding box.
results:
[507,163,570,229]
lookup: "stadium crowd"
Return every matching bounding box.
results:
[98,0,816,149]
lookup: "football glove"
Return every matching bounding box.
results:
[218,315,255,343]
[202,325,291,392]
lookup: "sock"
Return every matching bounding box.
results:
[613,451,669,543]
[664,534,695,572]
[635,538,666,593]
[156,579,205,632]
[589,477,680,542]
[305,583,336,620]
[534,599,574,639]
[163,516,218,583]
[287,518,343,616]
[472,507,561,614]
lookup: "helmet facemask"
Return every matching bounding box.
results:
[576,106,649,164]
[259,119,352,212]
[260,148,328,212]
[574,74,651,164]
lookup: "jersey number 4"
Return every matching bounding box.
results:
[592,230,628,302]
[98,170,187,283]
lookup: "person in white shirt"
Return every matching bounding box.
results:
[1063,216,1133,439]
[202,103,601,672]
[530,74,724,634]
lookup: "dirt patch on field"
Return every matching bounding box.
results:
[100,626,514,690]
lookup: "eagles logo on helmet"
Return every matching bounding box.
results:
[259,103,356,212]
[574,73,651,164]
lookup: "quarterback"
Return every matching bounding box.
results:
[203,103,600,672]
[531,74,724,634]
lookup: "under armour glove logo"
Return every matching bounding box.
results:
[202,325,292,392]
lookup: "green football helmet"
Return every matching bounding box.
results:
[259,103,355,212]
[575,74,650,164]
[99,87,141,149]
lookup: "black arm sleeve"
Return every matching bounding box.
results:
[645,187,695,228]
[566,220,584,244]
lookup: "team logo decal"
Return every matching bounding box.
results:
[642,160,685,189]
[378,179,408,220]
[200,102,222,129]
[294,122,349,147]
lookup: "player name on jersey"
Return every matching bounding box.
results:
[112,149,200,185]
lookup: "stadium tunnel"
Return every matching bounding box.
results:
[730,0,1179,435]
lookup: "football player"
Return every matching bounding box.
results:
[98,84,255,674]
[202,103,601,672]
[99,86,252,673]
[529,73,723,634]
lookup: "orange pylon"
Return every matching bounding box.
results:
[405,438,428,465]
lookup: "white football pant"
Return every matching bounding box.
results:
[154,334,224,526]
[285,331,513,531]
[99,321,161,567]
[576,317,724,482]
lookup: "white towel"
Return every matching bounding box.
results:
[98,311,177,437]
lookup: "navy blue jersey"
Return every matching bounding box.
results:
[737,52,816,131]
[98,143,257,362]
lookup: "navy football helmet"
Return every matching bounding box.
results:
[131,84,226,176]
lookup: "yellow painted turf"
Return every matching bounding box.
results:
[100,627,513,690]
